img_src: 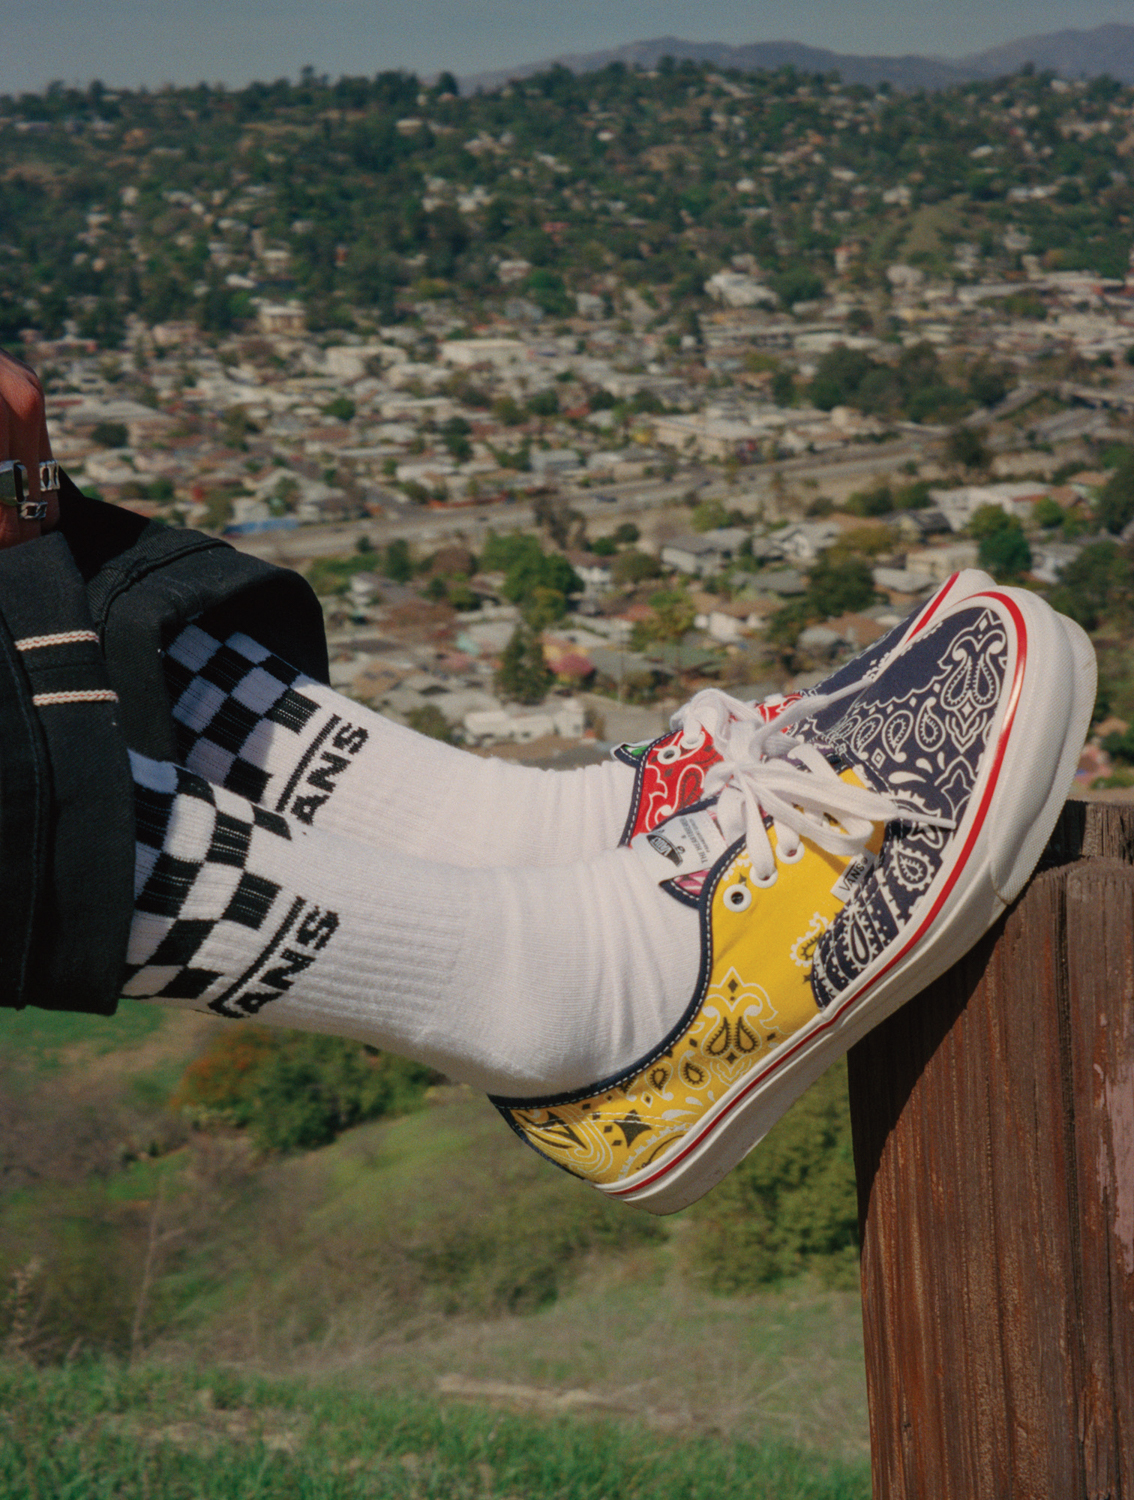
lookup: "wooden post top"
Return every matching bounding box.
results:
[848,798,1134,1500]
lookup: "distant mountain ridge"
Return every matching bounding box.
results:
[461,23,1134,93]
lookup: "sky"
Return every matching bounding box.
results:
[5,0,1134,95]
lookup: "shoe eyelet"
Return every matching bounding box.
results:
[777,843,805,865]
[657,742,684,764]
[749,870,778,890]
[722,881,754,911]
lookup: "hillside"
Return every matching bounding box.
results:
[5,57,1134,351]
[463,23,1134,93]
[0,999,869,1470]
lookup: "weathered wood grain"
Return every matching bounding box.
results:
[847,802,1134,1500]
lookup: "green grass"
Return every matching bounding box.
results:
[0,1360,871,1500]
[0,1014,871,1466]
[0,997,166,1074]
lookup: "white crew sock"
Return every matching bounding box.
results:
[124,753,698,1097]
[161,625,638,870]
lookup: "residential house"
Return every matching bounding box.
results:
[776,520,842,564]
[905,541,980,581]
[661,528,751,577]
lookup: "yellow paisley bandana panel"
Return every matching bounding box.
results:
[502,778,884,1187]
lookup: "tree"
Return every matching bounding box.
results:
[979,524,1032,581]
[382,538,414,582]
[770,266,825,308]
[691,1061,859,1289]
[969,365,1009,408]
[969,503,1015,540]
[808,345,874,411]
[522,584,568,629]
[1047,539,1133,630]
[91,421,128,449]
[198,277,238,334]
[845,485,893,518]
[690,498,732,532]
[771,369,795,406]
[496,626,553,704]
[1034,496,1064,530]
[946,425,990,471]
[525,269,572,318]
[807,553,875,616]
[1097,456,1134,534]
[500,545,581,611]
[631,590,695,648]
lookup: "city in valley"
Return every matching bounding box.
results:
[7,59,1134,778]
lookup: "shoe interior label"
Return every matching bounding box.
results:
[632,808,728,883]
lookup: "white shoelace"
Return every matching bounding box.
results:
[670,688,952,885]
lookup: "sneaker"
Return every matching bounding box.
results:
[616,569,998,846]
[494,587,1095,1214]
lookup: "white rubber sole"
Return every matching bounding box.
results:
[603,590,1096,1216]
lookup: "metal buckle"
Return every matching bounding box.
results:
[0,460,27,506]
[38,460,59,493]
[0,461,48,521]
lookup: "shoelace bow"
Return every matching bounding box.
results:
[671,687,953,884]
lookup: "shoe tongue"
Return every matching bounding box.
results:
[797,724,887,799]
[786,709,880,792]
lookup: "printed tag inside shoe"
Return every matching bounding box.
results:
[632,808,728,884]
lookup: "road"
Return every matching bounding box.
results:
[226,436,937,564]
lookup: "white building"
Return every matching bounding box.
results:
[704,271,778,309]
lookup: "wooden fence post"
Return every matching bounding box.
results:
[846,801,1134,1499]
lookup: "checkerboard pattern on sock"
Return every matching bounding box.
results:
[164,624,636,869]
[125,751,697,1096]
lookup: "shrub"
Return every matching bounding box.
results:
[383,537,413,582]
[405,704,455,743]
[612,547,662,585]
[525,388,561,419]
[691,1061,860,1290]
[90,421,128,449]
[844,485,892,518]
[173,1030,436,1152]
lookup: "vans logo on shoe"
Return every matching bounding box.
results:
[830,850,876,904]
[276,715,369,825]
[647,832,685,867]
[211,898,340,1019]
[633,808,727,884]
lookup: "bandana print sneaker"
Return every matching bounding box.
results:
[494,587,1095,1214]
[615,569,1000,846]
